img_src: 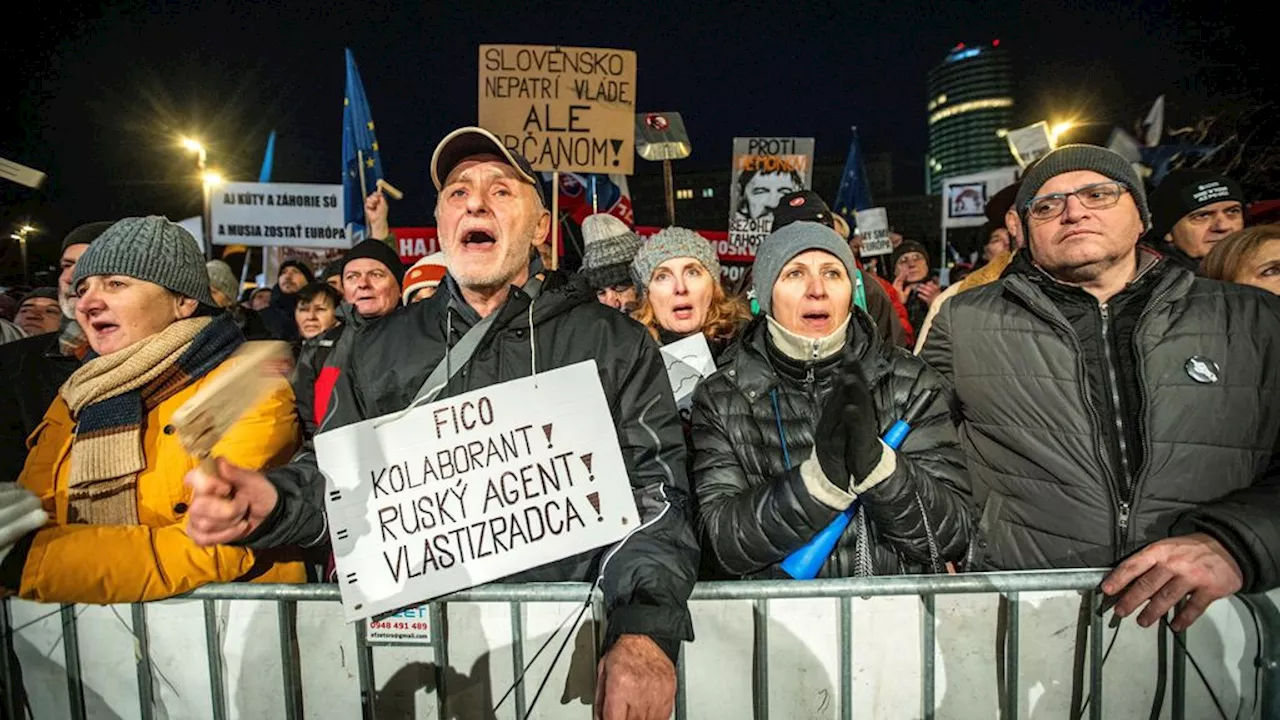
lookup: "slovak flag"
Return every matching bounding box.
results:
[551,173,635,227]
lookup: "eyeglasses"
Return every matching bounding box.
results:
[1026,181,1129,221]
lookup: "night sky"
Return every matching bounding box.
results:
[1,0,1267,280]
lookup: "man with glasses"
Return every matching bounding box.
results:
[922,145,1280,631]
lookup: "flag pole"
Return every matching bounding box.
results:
[550,170,560,271]
[663,159,675,225]
[357,150,369,201]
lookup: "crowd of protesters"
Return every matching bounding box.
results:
[1,129,1277,719]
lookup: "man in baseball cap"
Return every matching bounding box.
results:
[186,127,698,720]
[922,144,1280,633]
[1144,169,1246,273]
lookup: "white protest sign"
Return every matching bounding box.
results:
[316,360,638,622]
[211,181,349,248]
[479,44,637,174]
[660,333,716,413]
[940,167,1020,229]
[855,207,892,257]
[365,604,432,644]
[0,156,46,189]
[1006,122,1053,168]
[726,137,815,261]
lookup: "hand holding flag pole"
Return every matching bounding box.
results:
[780,388,940,579]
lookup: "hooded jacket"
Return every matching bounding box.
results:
[921,253,1280,592]
[8,360,306,603]
[245,267,699,661]
[690,310,972,578]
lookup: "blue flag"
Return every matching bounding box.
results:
[258,130,276,183]
[1141,144,1222,187]
[342,48,384,238]
[833,127,873,223]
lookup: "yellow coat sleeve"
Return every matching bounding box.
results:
[16,375,301,604]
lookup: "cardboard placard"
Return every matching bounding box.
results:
[727,137,815,261]
[211,182,349,248]
[478,44,637,174]
[855,207,892,257]
[316,361,639,622]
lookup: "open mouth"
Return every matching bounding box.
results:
[801,311,831,328]
[671,303,695,320]
[90,319,119,335]
[462,230,497,249]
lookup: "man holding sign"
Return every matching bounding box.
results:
[185,127,698,720]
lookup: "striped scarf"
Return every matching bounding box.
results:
[59,314,242,525]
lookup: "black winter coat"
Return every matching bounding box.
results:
[921,258,1280,593]
[258,287,301,341]
[246,270,699,660]
[690,311,973,578]
[0,331,78,482]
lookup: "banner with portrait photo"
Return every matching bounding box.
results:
[727,137,814,262]
[940,166,1020,229]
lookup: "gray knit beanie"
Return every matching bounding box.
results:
[753,221,858,316]
[205,260,240,306]
[72,216,216,307]
[580,214,644,289]
[1014,144,1151,231]
[630,227,720,290]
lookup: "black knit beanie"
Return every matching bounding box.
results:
[61,221,115,253]
[278,259,316,284]
[341,239,406,287]
[1148,169,1245,240]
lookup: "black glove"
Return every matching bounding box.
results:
[813,356,883,491]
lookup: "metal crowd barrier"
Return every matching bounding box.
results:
[1,570,1276,719]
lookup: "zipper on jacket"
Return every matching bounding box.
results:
[1098,303,1135,539]
[1117,280,1178,550]
[1006,278,1126,556]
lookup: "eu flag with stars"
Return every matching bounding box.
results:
[833,127,873,224]
[343,48,384,239]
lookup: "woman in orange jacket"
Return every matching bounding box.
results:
[1,216,305,604]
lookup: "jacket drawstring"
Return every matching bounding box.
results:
[770,389,792,469]
[528,296,538,389]
[445,310,453,383]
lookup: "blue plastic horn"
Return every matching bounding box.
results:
[780,388,939,580]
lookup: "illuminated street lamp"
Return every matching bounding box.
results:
[1049,121,1076,146]
[181,137,214,257]
[12,225,37,285]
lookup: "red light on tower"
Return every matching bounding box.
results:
[955,43,965,50]
[993,39,1001,47]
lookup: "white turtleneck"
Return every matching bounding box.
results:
[765,315,849,363]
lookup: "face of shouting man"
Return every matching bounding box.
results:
[436,155,550,299]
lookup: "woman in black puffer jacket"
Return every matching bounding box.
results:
[690,221,973,579]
